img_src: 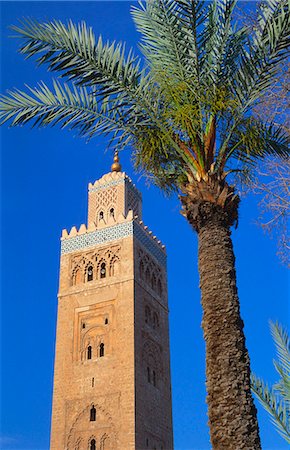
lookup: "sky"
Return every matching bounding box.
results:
[0,1,289,450]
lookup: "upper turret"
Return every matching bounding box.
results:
[87,168,142,229]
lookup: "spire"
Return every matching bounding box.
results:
[111,150,122,172]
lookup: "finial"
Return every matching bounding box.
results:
[111,150,122,172]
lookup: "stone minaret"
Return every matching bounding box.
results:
[50,154,173,450]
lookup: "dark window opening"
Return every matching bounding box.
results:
[109,208,115,218]
[147,366,150,383]
[153,370,156,387]
[87,345,92,360]
[82,323,86,329]
[87,265,93,282]
[139,261,144,280]
[153,313,159,329]
[90,406,96,422]
[100,343,105,357]
[105,318,108,325]
[90,438,96,450]
[99,211,104,220]
[92,377,94,387]
[100,262,106,279]
[145,306,150,324]
[157,279,162,296]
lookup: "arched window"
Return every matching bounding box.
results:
[99,211,104,220]
[100,343,105,357]
[87,265,93,282]
[157,279,162,296]
[139,261,144,280]
[87,345,92,360]
[109,207,115,218]
[153,313,159,329]
[145,267,151,284]
[145,306,151,324]
[74,268,82,285]
[100,262,106,279]
[90,405,96,421]
[147,366,151,383]
[105,318,108,325]
[151,273,157,290]
[90,439,96,450]
[153,370,156,387]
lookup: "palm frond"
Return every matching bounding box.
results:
[231,0,290,112]
[12,19,139,87]
[270,321,290,374]
[11,18,159,119]
[251,374,290,443]
[223,120,289,168]
[0,80,139,148]
[199,0,241,86]
[131,0,200,85]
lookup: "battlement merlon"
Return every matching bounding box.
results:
[60,215,166,268]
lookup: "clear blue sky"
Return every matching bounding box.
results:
[0,1,289,449]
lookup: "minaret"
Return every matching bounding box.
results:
[50,154,173,450]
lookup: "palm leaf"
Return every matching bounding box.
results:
[251,374,290,443]
[0,80,138,148]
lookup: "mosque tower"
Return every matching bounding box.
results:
[50,153,173,450]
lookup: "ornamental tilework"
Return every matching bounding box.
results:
[89,179,123,192]
[133,222,166,267]
[61,221,166,267]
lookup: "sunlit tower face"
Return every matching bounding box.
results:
[50,159,173,450]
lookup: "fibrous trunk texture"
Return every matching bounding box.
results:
[180,178,261,449]
[198,213,261,449]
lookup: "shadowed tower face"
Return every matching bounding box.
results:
[50,158,173,450]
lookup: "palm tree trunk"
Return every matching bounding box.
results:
[198,217,261,449]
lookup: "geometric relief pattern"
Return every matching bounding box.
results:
[138,247,164,297]
[67,403,116,450]
[71,245,121,286]
[61,222,133,255]
[143,338,163,389]
[89,179,123,192]
[95,187,117,208]
[126,185,140,218]
[61,221,166,268]
[73,304,114,363]
[133,223,166,268]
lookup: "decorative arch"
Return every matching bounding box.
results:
[145,266,151,285]
[72,266,83,285]
[97,259,107,280]
[84,262,94,283]
[157,278,162,297]
[108,205,116,222]
[153,312,159,329]
[67,403,116,450]
[109,255,120,277]
[142,339,162,388]
[145,305,151,324]
[151,273,157,290]
[139,260,145,280]
[100,433,112,450]
[88,436,97,450]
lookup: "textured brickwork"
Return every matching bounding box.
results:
[50,171,173,450]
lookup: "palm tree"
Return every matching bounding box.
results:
[251,322,290,444]
[0,0,289,447]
